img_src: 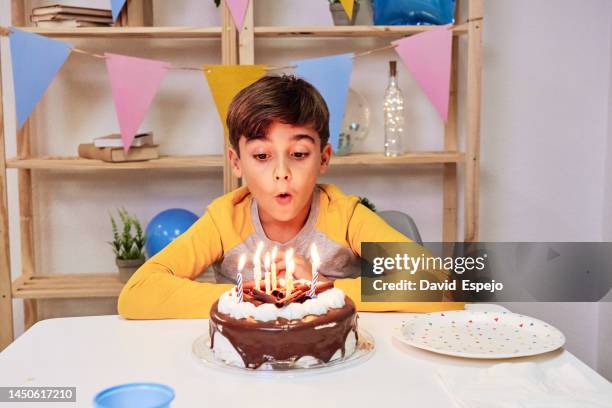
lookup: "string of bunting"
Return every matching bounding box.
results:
[0,26,416,71]
[0,22,457,152]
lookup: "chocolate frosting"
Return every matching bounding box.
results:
[210,296,358,369]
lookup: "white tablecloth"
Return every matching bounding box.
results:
[0,304,609,408]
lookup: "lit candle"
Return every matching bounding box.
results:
[286,259,295,297]
[253,241,264,290]
[271,246,278,290]
[264,251,271,294]
[285,248,295,296]
[236,253,246,303]
[308,243,320,298]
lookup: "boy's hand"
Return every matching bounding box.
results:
[272,251,329,282]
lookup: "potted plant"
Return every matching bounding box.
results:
[329,0,360,25]
[110,209,146,283]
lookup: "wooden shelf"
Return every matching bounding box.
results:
[254,24,468,38]
[17,24,468,39]
[5,152,463,170]
[12,273,124,299]
[6,155,224,170]
[331,151,465,166]
[19,26,222,38]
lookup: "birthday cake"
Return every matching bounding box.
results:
[209,279,358,369]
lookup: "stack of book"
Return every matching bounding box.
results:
[31,5,113,28]
[78,132,159,163]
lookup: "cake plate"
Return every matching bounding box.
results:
[192,328,375,378]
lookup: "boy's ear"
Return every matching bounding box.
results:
[319,143,332,174]
[228,148,242,178]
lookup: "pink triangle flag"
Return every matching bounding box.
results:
[392,25,453,122]
[105,53,169,152]
[226,0,250,31]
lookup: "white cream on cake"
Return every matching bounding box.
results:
[218,281,346,322]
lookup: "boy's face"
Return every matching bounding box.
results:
[228,121,332,222]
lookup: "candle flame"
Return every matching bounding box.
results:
[286,258,295,278]
[310,243,320,267]
[271,246,278,261]
[264,251,271,270]
[253,241,263,268]
[254,241,264,260]
[285,248,294,265]
[238,253,246,271]
[285,248,295,280]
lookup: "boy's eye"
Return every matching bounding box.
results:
[292,152,310,159]
[253,153,269,161]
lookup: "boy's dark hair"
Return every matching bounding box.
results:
[226,75,329,154]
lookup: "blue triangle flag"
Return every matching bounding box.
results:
[294,53,353,151]
[9,28,71,129]
[111,0,127,21]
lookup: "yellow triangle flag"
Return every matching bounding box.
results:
[203,65,267,134]
[339,0,354,19]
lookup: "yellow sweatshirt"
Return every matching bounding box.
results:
[118,184,464,319]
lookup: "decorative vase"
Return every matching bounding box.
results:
[330,2,359,26]
[116,258,145,283]
[383,60,405,156]
[336,88,371,156]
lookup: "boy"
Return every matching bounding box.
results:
[118,75,462,319]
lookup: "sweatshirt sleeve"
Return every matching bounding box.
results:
[335,203,465,312]
[346,203,413,254]
[117,210,233,319]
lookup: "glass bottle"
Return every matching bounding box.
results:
[383,60,404,156]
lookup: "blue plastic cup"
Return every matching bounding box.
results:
[94,383,175,408]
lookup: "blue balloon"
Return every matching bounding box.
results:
[145,208,199,258]
[373,0,456,26]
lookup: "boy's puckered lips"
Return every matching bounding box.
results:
[275,192,293,205]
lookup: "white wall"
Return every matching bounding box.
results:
[2,0,611,378]
[598,11,612,381]
[605,16,612,245]
[480,0,610,241]
[480,0,612,375]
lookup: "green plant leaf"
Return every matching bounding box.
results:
[109,208,146,260]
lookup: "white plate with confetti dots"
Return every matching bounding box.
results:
[393,310,566,359]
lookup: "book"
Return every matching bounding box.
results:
[32,5,112,17]
[78,144,159,163]
[31,14,113,24]
[93,132,154,148]
[35,20,111,28]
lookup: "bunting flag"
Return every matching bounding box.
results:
[340,0,355,19]
[294,53,353,151]
[111,0,127,22]
[8,27,71,129]
[392,25,453,122]
[203,65,266,133]
[225,0,250,31]
[105,53,169,152]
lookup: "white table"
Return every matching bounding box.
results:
[0,304,609,408]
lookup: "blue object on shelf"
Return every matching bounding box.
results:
[145,208,199,258]
[372,0,456,26]
[94,383,175,408]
